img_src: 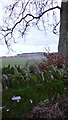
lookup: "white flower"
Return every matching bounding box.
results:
[17,100,20,102]
[12,96,21,101]
[6,109,9,112]
[29,99,33,103]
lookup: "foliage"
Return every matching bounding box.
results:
[2,54,68,118]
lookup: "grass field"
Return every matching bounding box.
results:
[0,58,2,68]
[2,57,29,67]
[1,56,44,68]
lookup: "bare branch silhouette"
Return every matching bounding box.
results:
[0,0,61,48]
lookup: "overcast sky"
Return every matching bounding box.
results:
[0,0,61,56]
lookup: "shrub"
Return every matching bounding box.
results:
[2,54,68,118]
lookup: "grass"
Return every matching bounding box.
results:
[2,79,67,119]
[2,85,48,119]
[2,56,43,67]
[0,59,2,69]
[2,57,30,67]
[2,55,68,119]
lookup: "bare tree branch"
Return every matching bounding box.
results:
[0,0,61,49]
[53,21,60,34]
[2,5,61,32]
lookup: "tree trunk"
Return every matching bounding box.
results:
[58,1,68,63]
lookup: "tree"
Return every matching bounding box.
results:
[58,0,68,63]
[1,0,68,64]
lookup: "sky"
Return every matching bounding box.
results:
[0,0,61,56]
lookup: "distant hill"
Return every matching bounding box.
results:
[17,52,44,57]
[1,52,58,58]
[17,52,58,57]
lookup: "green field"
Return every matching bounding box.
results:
[1,56,44,68]
[2,57,29,67]
[0,58,2,68]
